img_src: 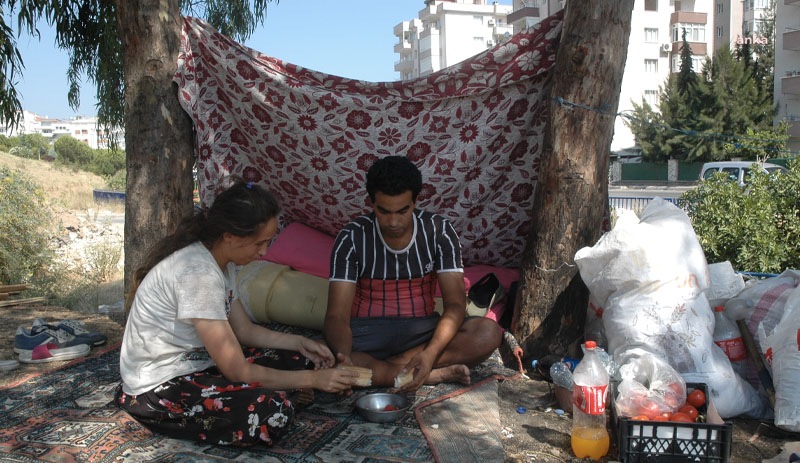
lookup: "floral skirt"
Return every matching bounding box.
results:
[114,347,311,446]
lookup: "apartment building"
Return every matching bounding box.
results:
[398,1,759,153]
[394,0,514,80]
[774,0,800,150]
[3,110,125,150]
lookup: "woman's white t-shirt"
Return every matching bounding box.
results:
[119,242,237,396]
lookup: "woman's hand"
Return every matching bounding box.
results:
[297,337,335,369]
[312,367,358,393]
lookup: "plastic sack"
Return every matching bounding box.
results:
[761,285,800,432]
[575,198,770,419]
[724,270,800,392]
[614,354,686,419]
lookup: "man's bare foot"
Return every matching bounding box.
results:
[425,364,471,385]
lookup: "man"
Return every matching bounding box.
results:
[324,156,502,391]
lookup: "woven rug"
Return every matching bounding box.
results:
[0,342,517,463]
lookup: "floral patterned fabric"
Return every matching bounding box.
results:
[174,14,562,267]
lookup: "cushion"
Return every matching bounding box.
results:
[264,222,334,280]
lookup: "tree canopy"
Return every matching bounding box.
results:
[626,2,778,163]
[0,0,274,131]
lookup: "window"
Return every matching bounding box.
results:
[644,28,659,43]
[645,59,658,73]
[716,3,723,13]
[672,54,706,73]
[644,0,657,11]
[716,26,723,38]
[673,23,706,43]
[755,0,769,7]
[644,90,659,107]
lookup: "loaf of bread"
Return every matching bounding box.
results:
[338,365,373,387]
[394,370,413,388]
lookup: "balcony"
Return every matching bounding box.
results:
[507,6,541,24]
[394,58,414,73]
[394,40,411,53]
[669,11,708,26]
[782,74,800,94]
[786,29,800,50]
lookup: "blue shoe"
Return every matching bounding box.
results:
[13,325,90,363]
[31,318,107,347]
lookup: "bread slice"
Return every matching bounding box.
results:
[394,370,413,388]
[338,365,373,387]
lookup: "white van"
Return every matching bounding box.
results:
[699,161,787,187]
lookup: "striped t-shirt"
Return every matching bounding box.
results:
[329,209,463,318]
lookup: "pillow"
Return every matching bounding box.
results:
[263,222,334,280]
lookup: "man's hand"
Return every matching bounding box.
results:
[398,349,437,391]
[297,337,335,369]
[335,352,354,367]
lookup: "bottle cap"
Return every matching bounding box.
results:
[585,340,597,349]
[714,305,725,312]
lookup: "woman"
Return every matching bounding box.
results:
[115,181,358,446]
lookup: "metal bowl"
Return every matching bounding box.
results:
[355,392,411,423]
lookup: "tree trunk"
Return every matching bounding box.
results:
[512,1,634,360]
[114,0,195,308]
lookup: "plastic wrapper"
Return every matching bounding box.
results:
[614,352,686,419]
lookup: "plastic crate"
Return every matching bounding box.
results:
[614,383,732,463]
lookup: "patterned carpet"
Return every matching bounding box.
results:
[0,343,518,463]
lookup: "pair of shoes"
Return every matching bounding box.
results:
[0,359,19,372]
[34,318,107,347]
[466,273,505,317]
[14,323,91,364]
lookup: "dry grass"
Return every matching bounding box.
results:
[0,151,121,212]
[0,150,125,312]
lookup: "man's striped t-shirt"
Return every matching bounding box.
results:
[329,209,463,318]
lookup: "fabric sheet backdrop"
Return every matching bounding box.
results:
[174,13,563,268]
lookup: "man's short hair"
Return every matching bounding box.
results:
[366,156,423,202]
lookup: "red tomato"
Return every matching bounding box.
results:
[383,405,398,411]
[678,404,699,419]
[630,415,650,421]
[687,389,706,408]
[669,412,695,422]
[651,414,669,421]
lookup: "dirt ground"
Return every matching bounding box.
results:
[0,304,796,463]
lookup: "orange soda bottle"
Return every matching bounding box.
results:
[570,340,610,460]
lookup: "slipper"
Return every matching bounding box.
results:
[0,359,19,372]
[466,273,504,317]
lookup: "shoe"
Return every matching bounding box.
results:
[32,318,107,347]
[466,273,505,317]
[0,359,19,372]
[14,325,91,363]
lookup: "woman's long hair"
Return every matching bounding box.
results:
[126,181,280,312]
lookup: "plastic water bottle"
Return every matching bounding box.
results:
[549,361,573,390]
[571,340,610,460]
[712,305,747,376]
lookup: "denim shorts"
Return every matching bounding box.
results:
[350,314,440,360]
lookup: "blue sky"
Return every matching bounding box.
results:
[13,1,437,119]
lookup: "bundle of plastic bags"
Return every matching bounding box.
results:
[574,198,770,419]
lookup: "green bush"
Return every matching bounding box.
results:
[107,168,126,191]
[681,159,800,273]
[0,167,56,284]
[54,135,93,166]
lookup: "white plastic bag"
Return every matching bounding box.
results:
[761,285,800,432]
[575,198,770,419]
[614,354,686,419]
